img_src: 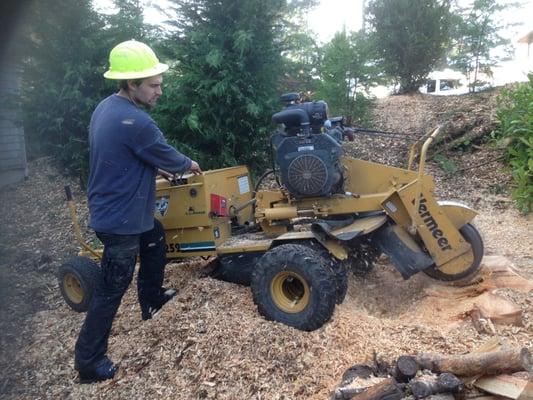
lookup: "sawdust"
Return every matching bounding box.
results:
[0,90,532,399]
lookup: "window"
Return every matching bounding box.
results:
[440,79,459,91]
[427,80,436,93]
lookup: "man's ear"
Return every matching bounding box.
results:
[127,80,138,92]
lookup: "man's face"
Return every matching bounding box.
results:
[129,74,163,110]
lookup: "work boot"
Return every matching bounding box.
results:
[78,356,118,384]
[141,287,177,320]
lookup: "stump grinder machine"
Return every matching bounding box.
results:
[58,93,484,331]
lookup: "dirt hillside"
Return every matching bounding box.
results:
[0,90,531,399]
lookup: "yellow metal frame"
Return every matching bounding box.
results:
[66,197,102,261]
[68,126,478,277]
[253,126,478,274]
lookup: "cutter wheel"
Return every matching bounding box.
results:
[423,223,484,281]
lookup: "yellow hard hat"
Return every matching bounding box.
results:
[103,40,169,80]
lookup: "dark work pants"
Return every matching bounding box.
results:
[74,219,166,371]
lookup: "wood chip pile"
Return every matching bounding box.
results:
[0,90,531,399]
[345,89,509,210]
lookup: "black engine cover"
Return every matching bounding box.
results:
[272,132,343,197]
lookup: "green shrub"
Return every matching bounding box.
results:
[494,74,533,213]
[432,154,459,174]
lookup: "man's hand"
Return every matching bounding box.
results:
[190,160,202,175]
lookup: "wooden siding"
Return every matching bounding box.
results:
[0,60,27,187]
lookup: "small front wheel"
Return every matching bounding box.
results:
[251,244,336,331]
[57,256,99,312]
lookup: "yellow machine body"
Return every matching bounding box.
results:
[155,166,254,258]
[62,125,483,328]
[71,127,479,280]
[252,128,479,278]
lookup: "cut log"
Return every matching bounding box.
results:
[410,373,463,399]
[334,378,404,400]
[395,355,419,382]
[474,375,533,400]
[334,386,366,400]
[352,378,403,400]
[415,347,533,376]
[425,395,455,400]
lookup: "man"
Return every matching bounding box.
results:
[74,40,202,383]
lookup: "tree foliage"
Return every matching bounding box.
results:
[367,0,452,94]
[153,0,297,172]
[19,0,157,179]
[448,0,512,92]
[18,0,382,179]
[494,75,533,213]
[20,0,109,178]
[277,0,320,93]
[280,30,321,94]
[315,30,379,125]
[104,0,152,43]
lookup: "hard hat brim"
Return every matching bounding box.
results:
[103,62,169,80]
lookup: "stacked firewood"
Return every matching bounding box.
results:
[333,346,532,400]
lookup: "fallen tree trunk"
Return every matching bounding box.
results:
[350,378,403,400]
[415,347,532,376]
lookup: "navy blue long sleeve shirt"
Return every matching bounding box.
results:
[87,94,191,234]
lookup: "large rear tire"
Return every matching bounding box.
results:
[57,256,99,312]
[423,223,484,281]
[251,244,336,331]
[290,240,348,304]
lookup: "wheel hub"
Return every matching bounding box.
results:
[63,273,84,304]
[270,270,310,313]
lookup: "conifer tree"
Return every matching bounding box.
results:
[156,0,313,171]
[20,0,108,177]
[315,30,379,125]
[448,0,513,92]
[367,0,452,93]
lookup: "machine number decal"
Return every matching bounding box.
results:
[384,201,397,213]
[165,243,179,253]
[238,176,250,194]
[155,196,169,217]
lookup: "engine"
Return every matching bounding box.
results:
[271,94,344,198]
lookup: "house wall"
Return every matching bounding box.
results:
[0,61,28,188]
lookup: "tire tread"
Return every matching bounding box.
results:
[251,244,336,331]
[57,256,99,312]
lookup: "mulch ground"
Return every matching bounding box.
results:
[0,90,531,399]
